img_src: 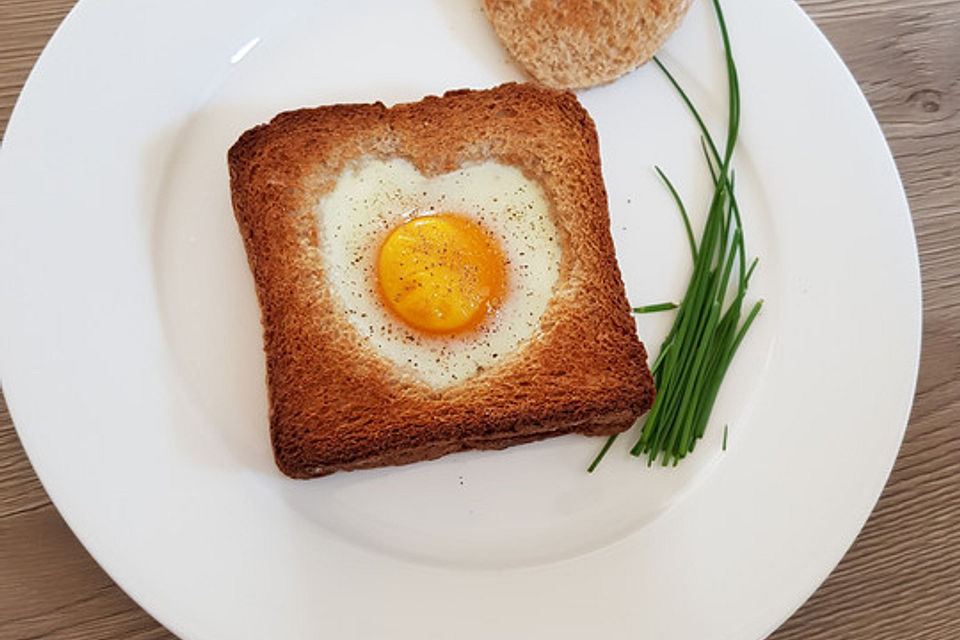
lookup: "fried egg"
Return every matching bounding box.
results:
[318,158,561,388]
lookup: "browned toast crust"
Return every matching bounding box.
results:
[483,0,693,89]
[227,83,654,478]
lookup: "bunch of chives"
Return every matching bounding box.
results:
[590,0,762,471]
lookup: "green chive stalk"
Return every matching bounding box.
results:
[589,0,762,471]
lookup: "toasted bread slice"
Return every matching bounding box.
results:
[483,0,692,89]
[228,83,654,478]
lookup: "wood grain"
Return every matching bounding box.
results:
[1,0,957,638]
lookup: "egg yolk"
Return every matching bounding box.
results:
[377,213,506,335]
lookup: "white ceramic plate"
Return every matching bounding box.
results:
[0,0,920,638]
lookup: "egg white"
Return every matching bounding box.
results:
[317,157,561,388]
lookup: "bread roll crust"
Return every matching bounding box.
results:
[228,83,654,477]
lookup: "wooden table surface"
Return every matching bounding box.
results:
[1,1,957,638]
